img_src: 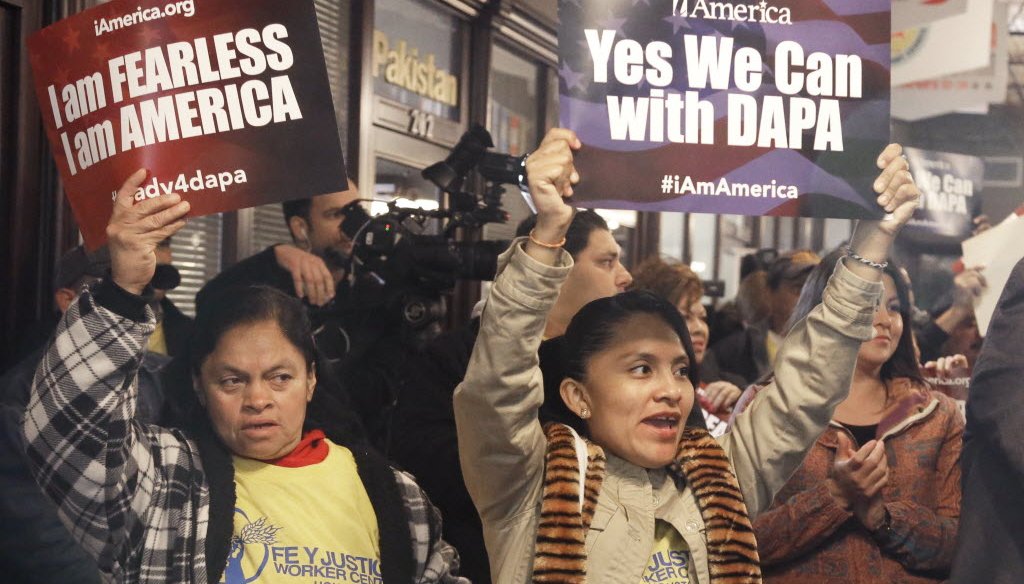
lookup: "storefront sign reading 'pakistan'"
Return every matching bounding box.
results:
[558,0,892,220]
[373,31,458,108]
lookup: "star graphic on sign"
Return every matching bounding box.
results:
[138,25,163,46]
[559,61,587,92]
[663,13,692,35]
[61,26,81,52]
[93,39,114,63]
[29,49,45,70]
[601,14,628,37]
[53,66,71,87]
[758,1,768,12]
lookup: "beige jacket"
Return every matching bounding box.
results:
[454,241,882,584]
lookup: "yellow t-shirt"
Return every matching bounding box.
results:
[223,440,381,584]
[640,520,692,584]
[147,321,168,355]
[766,329,783,366]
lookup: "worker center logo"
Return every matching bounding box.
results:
[891,28,929,65]
[673,0,794,25]
[225,509,282,583]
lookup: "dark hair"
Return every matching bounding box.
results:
[515,209,609,258]
[542,290,705,435]
[766,249,821,291]
[282,198,312,227]
[163,286,364,445]
[783,248,923,384]
[629,256,704,308]
[188,286,314,377]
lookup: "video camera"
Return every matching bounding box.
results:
[321,124,524,347]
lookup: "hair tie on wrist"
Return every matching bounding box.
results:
[529,229,566,249]
[843,246,888,270]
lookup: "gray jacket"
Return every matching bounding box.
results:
[454,240,882,583]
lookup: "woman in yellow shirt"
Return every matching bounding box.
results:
[24,169,467,584]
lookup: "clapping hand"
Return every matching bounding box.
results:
[830,433,890,530]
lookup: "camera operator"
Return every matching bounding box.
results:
[196,179,361,312]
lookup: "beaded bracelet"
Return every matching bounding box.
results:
[843,246,888,270]
[528,229,567,249]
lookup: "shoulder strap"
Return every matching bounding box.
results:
[565,425,589,512]
[533,424,605,583]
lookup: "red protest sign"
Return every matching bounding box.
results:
[28,0,347,247]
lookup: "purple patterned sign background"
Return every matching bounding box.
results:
[559,0,891,219]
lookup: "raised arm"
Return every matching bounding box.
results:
[454,129,580,523]
[22,170,191,574]
[724,144,921,514]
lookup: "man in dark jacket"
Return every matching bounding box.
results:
[951,257,1024,584]
[196,180,360,311]
[0,246,167,584]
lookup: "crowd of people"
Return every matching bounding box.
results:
[1,128,1022,584]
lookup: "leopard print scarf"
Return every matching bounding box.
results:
[532,423,761,584]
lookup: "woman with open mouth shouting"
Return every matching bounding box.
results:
[454,128,921,584]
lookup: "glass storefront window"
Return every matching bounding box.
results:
[373,0,464,122]
[485,43,543,240]
[719,214,755,302]
[797,218,816,250]
[688,213,717,279]
[777,217,795,251]
[545,66,559,132]
[489,44,540,156]
[759,217,776,249]
[659,212,685,262]
[823,218,854,252]
[374,157,443,234]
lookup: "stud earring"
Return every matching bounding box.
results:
[580,408,590,419]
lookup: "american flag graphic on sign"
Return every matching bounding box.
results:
[558,0,891,219]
